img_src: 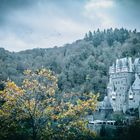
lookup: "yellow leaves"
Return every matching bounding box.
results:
[0,109,3,115]
[23,79,29,85]
[23,69,58,95]
[24,99,35,111]
[24,69,58,84]
[24,69,32,75]
[32,80,38,85]
[6,81,23,93]
[45,106,54,115]
[0,81,28,119]
[6,81,22,93]
[48,87,55,96]
[38,68,48,75]
[0,81,24,107]
[77,99,82,105]
[51,114,59,120]
[48,92,99,122]
[0,90,3,94]
[54,106,62,113]
[75,96,98,113]
[7,81,15,88]
[1,69,59,120]
[23,79,35,90]
[0,101,15,117]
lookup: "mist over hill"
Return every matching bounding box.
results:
[0,28,140,99]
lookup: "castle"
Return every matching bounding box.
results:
[99,57,140,113]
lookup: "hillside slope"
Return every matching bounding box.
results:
[0,28,140,99]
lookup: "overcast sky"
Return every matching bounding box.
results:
[0,0,140,52]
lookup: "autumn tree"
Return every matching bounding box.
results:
[0,69,58,140]
[0,68,98,140]
[42,92,98,140]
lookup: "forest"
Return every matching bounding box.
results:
[0,28,140,140]
[0,28,140,99]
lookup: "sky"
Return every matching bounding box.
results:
[0,0,140,52]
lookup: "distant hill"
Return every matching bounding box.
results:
[0,28,140,100]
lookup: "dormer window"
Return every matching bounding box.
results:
[129,94,133,100]
[112,96,116,100]
[112,92,116,100]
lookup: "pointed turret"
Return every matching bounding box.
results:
[116,59,121,72]
[134,58,140,74]
[109,63,115,74]
[128,57,133,72]
[121,58,129,72]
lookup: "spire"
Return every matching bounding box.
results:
[129,86,133,93]
[116,59,121,72]
[128,57,133,72]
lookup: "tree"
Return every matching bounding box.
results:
[0,69,98,140]
[0,69,58,140]
[41,91,98,140]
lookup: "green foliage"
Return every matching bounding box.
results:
[113,120,140,140]
[0,28,140,100]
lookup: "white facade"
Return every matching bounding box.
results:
[107,57,140,113]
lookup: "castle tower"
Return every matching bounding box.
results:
[134,58,140,74]
[121,57,129,72]
[128,73,140,109]
[107,57,135,112]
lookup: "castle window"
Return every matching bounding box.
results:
[129,94,133,100]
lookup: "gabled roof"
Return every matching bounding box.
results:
[128,86,133,94]
[134,58,140,66]
[132,74,140,90]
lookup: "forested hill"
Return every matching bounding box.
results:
[0,28,140,99]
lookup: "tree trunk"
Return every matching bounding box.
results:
[33,127,37,140]
[32,119,37,140]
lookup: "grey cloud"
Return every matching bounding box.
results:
[0,0,36,24]
[0,0,139,51]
